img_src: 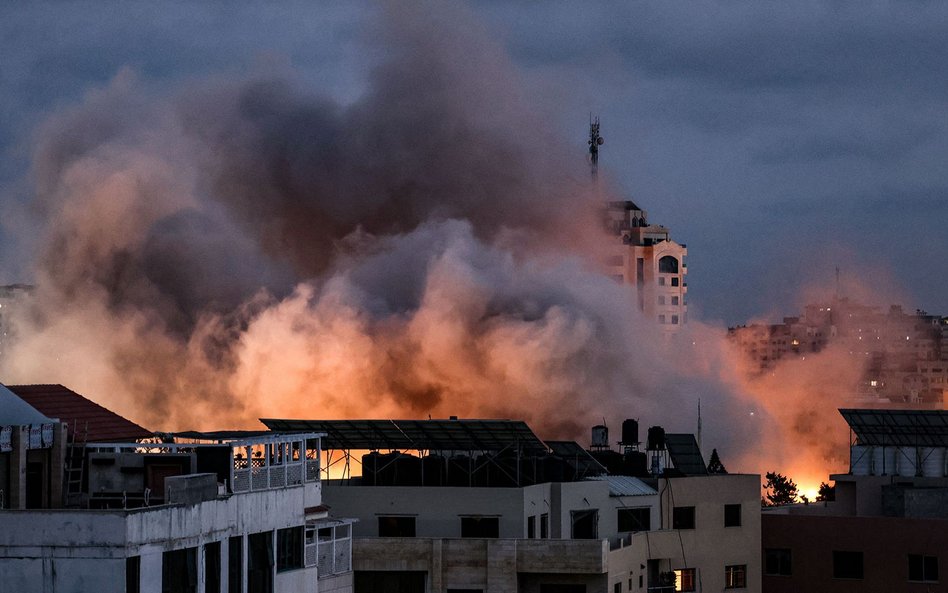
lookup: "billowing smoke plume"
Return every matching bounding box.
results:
[2,3,875,485]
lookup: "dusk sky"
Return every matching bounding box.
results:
[2,2,946,325]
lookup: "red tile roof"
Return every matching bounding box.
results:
[6,384,152,443]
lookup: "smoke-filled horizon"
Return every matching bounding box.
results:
[0,2,911,493]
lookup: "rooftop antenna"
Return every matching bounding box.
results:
[697,398,702,455]
[588,114,603,180]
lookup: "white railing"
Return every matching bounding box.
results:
[307,522,352,578]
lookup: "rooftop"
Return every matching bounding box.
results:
[6,384,152,442]
[260,418,549,454]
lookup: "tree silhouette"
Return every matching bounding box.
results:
[707,448,728,474]
[762,471,798,506]
[816,481,836,502]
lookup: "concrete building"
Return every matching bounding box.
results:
[604,202,688,330]
[0,383,354,593]
[762,408,948,592]
[589,121,688,331]
[264,417,760,593]
[729,298,948,404]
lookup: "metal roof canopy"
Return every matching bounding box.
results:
[840,408,948,447]
[260,418,549,454]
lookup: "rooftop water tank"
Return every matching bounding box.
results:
[591,425,609,449]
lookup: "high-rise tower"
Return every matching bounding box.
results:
[591,120,688,329]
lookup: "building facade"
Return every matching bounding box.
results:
[729,298,948,404]
[0,383,354,593]
[762,408,948,592]
[605,202,688,331]
[265,417,760,593]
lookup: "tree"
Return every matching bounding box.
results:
[762,471,798,507]
[707,448,728,474]
[816,481,836,502]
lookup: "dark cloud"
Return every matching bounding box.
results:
[2,1,947,324]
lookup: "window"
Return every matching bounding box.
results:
[658,277,666,286]
[614,583,622,593]
[833,551,864,579]
[674,568,696,592]
[540,513,549,538]
[658,296,666,305]
[671,277,680,287]
[276,527,303,572]
[671,315,679,325]
[126,556,141,593]
[205,542,221,593]
[527,515,536,538]
[724,504,741,527]
[162,547,197,593]
[725,565,746,589]
[571,510,598,539]
[659,315,667,324]
[247,532,273,593]
[671,296,679,306]
[460,516,499,538]
[764,548,791,576]
[672,506,695,530]
[909,554,939,582]
[379,516,416,537]
[659,256,679,274]
[228,537,242,593]
[617,508,650,532]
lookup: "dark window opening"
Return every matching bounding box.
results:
[659,256,679,274]
[725,565,746,589]
[540,513,549,538]
[527,515,536,538]
[618,508,650,532]
[833,551,864,579]
[204,542,221,593]
[571,510,598,539]
[909,554,939,582]
[378,516,416,538]
[672,506,695,530]
[276,527,303,572]
[540,586,585,593]
[126,556,141,593]
[724,504,741,527]
[228,537,242,593]
[671,315,679,325]
[671,277,680,287]
[764,548,791,576]
[672,296,680,306]
[248,531,274,593]
[162,548,197,593]
[354,571,426,593]
[614,583,621,593]
[460,516,499,538]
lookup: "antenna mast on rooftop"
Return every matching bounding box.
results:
[588,114,603,180]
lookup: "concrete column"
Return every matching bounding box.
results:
[429,539,443,593]
[9,426,26,509]
[49,423,66,508]
[486,540,517,593]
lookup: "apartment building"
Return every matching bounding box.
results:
[264,417,760,593]
[0,383,353,593]
[762,408,948,592]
